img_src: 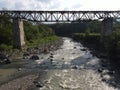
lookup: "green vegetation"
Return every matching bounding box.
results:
[103,29,120,59]
[1,14,120,62]
[0,15,58,51]
[72,28,101,44]
[72,28,120,61]
[0,15,13,51]
[72,33,101,44]
[50,20,120,61]
[49,20,101,36]
[24,21,59,48]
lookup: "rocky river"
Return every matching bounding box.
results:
[0,37,119,90]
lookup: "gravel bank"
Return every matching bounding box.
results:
[0,38,63,90]
[0,74,38,90]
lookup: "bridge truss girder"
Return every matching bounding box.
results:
[0,11,120,22]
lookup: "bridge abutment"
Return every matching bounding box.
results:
[13,18,25,49]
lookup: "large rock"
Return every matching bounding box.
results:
[30,55,39,60]
[97,68,103,73]
[33,81,43,88]
[102,74,111,82]
[80,48,87,51]
[23,52,30,59]
[50,55,54,58]
[72,65,78,69]
[73,47,77,49]
[0,53,11,64]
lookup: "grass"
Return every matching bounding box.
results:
[26,35,59,48]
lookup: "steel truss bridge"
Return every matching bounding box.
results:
[0,10,120,22]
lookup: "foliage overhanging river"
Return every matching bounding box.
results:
[25,37,117,90]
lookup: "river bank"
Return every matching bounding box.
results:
[0,37,63,89]
[8,37,63,59]
[72,36,120,89]
[0,74,38,90]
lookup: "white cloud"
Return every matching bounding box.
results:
[0,0,120,10]
[79,0,120,10]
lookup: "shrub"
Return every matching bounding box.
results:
[72,33,101,43]
[0,44,12,51]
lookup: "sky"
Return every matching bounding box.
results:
[0,0,120,11]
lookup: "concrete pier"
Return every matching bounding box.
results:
[13,18,25,49]
[101,18,113,36]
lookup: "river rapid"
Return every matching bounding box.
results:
[25,37,118,90]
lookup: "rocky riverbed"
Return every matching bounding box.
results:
[0,38,63,88]
[0,37,120,90]
[0,74,38,90]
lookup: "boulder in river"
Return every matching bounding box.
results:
[0,53,11,64]
[23,52,30,59]
[80,48,87,51]
[72,52,75,54]
[30,55,39,60]
[50,55,54,58]
[23,52,29,57]
[73,47,77,49]
[18,68,22,71]
[102,74,111,80]
[50,53,54,56]
[97,68,103,73]
[33,81,43,88]
[72,65,78,69]
[41,57,44,59]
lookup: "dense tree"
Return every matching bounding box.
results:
[0,15,13,45]
[24,21,57,44]
[49,20,102,36]
[0,15,58,50]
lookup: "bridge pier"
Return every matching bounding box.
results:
[13,18,25,49]
[101,18,113,36]
[100,18,113,42]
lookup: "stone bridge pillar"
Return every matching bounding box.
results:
[13,18,25,49]
[101,18,113,36]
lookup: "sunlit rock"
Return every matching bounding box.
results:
[18,68,22,71]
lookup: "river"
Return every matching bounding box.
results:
[25,37,118,90]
